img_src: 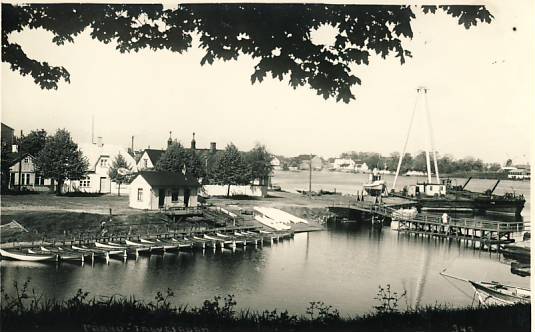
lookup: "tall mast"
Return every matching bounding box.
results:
[424,92,440,183]
[392,91,419,191]
[418,87,433,184]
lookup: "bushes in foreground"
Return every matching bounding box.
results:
[1,279,530,332]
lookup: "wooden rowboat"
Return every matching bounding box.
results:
[0,248,57,262]
[470,280,530,305]
[39,246,87,262]
[71,245,110,262]
[440,269,530,305]
[124,239,162,254]
[193,236,216,248]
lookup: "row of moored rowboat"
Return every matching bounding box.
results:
[0,230,293,264]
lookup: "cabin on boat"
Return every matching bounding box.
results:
[129,171,201,210]
[407,182,446,197]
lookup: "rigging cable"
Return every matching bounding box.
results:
[424,91,440,183]
[393,93,419,191]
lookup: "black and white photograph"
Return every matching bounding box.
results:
[1,1,533,331]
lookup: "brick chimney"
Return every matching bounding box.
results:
[210,142,216,153]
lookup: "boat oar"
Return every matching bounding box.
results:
[439,268,470,283]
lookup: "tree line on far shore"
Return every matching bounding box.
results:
[337,151,502,174]
[1,128,273,196]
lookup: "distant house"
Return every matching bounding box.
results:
[298,155,323,171]
[499,166,517,173]
[65,139,137,193]
[270,157,282,171]
[129,171,201,210]
[355,162,369,173]
[332,158,355,172]
[507,164,531,180]
[137,149,165,170]
[8,153,52,191]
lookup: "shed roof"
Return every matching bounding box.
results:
[138,171,200,187]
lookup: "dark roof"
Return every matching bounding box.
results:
[138,171,200,187]
[8,152,34,167]
[144,149,165,164]
[1,123,14,131]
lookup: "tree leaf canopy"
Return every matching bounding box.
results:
[2,4,492,102]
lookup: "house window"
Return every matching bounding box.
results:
[429,185,433,191]
[100,158,108,167]
[171,190,179,202]
[137,188,143,201]
[143,159,148,168]
[21,174,30,185]
[35,175,44,186]
[23,157,30,164]
[80,177,91,188]
[22,173,30,186]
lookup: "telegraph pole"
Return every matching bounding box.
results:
[17,130,23,191]
[308,154,312,197]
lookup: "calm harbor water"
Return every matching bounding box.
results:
[1,171,530,315]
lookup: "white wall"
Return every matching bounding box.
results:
[129,176,152,209]
[203,185,267,197]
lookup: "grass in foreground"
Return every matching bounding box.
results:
[1,280,530,332]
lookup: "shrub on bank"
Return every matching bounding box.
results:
[1,280,530,331]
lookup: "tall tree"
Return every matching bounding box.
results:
[35,129,88,194]
[156,142,206,179]
[2,4,492,102]
[19,129,47,156]
[108,153,132,196]
[211,143,249,197]
[245,144,273,185]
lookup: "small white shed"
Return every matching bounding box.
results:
[129,171,201,210]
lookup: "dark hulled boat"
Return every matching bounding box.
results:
[397,178,525,217]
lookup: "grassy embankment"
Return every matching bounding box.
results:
[0,193,213,244]
[0,280,530,332]
[0,191,329,244]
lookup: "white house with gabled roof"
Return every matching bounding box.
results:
[129,171,201,210]
[64,140,137,194]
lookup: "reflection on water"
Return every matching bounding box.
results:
[1,223,529,315]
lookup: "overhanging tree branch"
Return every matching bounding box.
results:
[2,4,493,102]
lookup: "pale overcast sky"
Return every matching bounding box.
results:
[1,1,533,164]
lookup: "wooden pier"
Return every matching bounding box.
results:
[328,201,526,250]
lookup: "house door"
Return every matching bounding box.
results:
[184,188,191,207]
[99,177,110,193]
[158,189,165,208]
